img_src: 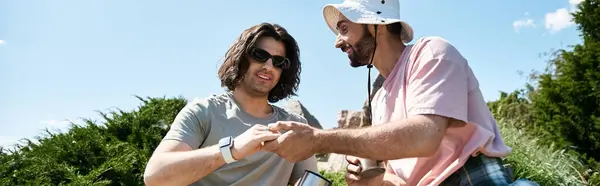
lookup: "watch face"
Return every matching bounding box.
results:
[219,137,231,148]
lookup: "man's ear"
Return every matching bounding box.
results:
[366,24,382,40]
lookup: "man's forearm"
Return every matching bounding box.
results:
[144,145,225,186]
[315,115,448,160]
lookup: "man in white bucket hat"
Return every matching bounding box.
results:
[263,0,543,186]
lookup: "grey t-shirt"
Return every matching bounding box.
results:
[162,92,318,186]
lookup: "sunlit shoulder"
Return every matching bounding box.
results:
[413,36,467,65]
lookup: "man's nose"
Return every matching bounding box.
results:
[334,34,345,48]
[262,59,275,71]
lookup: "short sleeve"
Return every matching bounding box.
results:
[405,41,468,123]
[162,99,211,149]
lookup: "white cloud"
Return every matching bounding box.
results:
[544,0,584,33]
[0,40,5,45]
[545,8,575,33]
[513,19,536,33]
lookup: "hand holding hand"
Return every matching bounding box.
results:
[231,124,281,160]
[262,121,320,162]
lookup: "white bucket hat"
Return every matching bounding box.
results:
[322,0,414,43]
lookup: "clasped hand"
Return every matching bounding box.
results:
[231,121,319,162]
[261,121,320,163]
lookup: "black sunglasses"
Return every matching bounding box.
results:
[249,47,291,69]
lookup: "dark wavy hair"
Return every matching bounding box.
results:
[217,23,301,103]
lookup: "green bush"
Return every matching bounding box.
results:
[524,0,600,163]
[487,89,534,129]
[0,96,187,185]
[529,40,600,163]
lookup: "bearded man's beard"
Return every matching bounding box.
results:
[349,30,376,68]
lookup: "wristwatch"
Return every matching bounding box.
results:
[219,136,237,164]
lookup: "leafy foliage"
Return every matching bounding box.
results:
[572,0,600,42]
[487,88,534,129]
[530,41,600,160]
[0,96,187,185]
[320,170,346,186]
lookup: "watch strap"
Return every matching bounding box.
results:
[219,136,236,164]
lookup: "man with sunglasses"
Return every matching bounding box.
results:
[143,22,317,186]
[261,0,536,186]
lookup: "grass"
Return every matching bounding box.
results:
[498,119,594,185]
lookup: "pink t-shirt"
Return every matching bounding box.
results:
[371,36,512,186]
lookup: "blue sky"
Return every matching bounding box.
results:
[0,0,584,147]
